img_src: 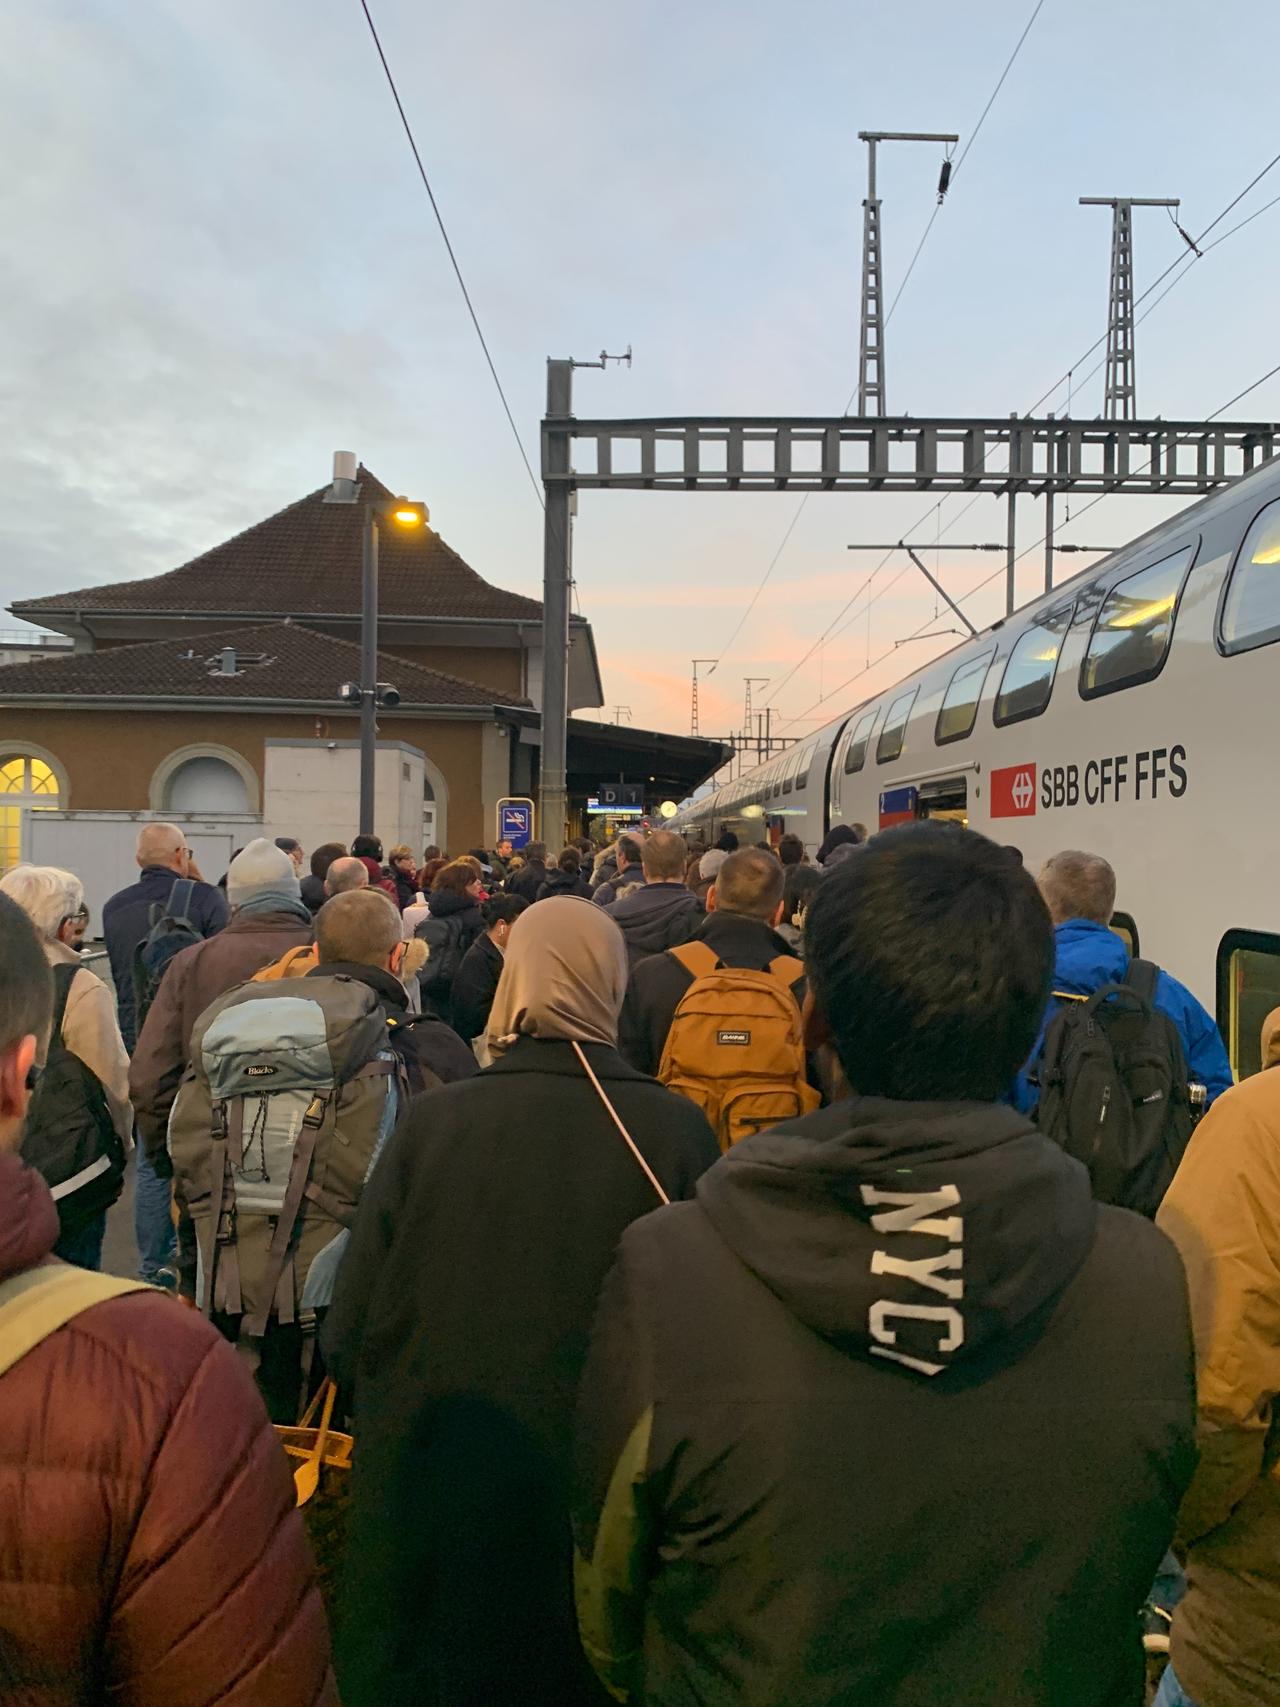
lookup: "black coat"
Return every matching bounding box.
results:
[102,866,228,1049]
[389,868,419,912]
[506,860,547,905]
[574,1098,1197,1707]
[450,933,503,1043]
[325,1038,720,1707]
[607,881,703,971]
[619,909,804,1076]
[535,869,593,902]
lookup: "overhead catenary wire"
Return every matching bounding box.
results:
[709,0,1046,673]
[357,0,544,513]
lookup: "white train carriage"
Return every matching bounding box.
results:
[674,449,1280,1080]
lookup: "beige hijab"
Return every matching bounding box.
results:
[488,896,628,1056]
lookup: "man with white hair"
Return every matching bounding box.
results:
[102,821,228,1284]
[0,864,132,1269]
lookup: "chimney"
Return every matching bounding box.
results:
[328,450,359,503]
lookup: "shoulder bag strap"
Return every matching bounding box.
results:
[0,1262,153,1381]
[1123,957,1160,1007]
[168,877,196,926]
[571,1042,670,1207]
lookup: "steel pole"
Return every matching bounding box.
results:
[539,359,574,847]
[1005,490,1017,617]
[359,509,379,837]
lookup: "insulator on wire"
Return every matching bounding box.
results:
[936,159,953,203]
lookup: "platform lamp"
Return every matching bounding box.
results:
[340,496,428,837]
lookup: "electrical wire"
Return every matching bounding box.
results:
[357,0,544,512]
[709,0,1046,673]
[774,357,1280,730]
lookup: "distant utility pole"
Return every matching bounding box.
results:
[612,705,632,725]
[690,659,716,737]
[743,678,769,764]
[856,130,957,416]
[1079,197,1181,419]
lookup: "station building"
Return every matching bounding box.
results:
[0,456,725,905]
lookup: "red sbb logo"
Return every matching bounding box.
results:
[990,763,1037,818]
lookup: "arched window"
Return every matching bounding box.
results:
[423,773,437,850]
[0,753,62,872]
[164,756,252,815]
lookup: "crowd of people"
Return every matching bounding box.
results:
[0,810,1274,1706]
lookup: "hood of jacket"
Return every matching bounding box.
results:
[541,868,586,896]
[306,961,408,1014]
[428,888,483,926]
[0,1153,59,1283]
[698,1097,1097,1377]
[610,882,701,948]
[1051,917,1129,995]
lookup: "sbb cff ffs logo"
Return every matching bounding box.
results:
[991,764,1037,818]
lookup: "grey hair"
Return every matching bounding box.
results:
[0,864,85,942]
[1036,850,1117,927]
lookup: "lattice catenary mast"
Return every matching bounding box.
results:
[1079,197,1180,420]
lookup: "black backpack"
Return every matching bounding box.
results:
[132,876,201,1032]
[1034,958,1194,1218]
[22,964,127,1235]
[414,914,464,997]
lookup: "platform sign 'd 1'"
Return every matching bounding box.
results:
[496,797,535,851]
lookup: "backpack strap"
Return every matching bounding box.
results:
[1123,957,1160,1008]
[242,1092,330,1339]
[766,954,805,987]
[669,941,721,979]
[167,877,196,926]
[0,1262,153,1381]
[49,962,78,1039]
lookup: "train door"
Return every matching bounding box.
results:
[877,769,972,831]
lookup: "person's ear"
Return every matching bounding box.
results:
[770,898,786,929]
[388,941,407,977]
[706,885,718,913]
[0,1034,38,1134]
[801,987,832,1056]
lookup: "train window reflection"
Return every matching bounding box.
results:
[1220,499,1280,655]
[843,708,878,774]
[876,686,918,764]
[1080,546,1193,698]
[993,599,1075,726]
[1217,929,1280,1081]
[936,650,994,745]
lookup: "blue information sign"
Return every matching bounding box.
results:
[497,797,535,851]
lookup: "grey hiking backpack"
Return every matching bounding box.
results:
[168,975,400,1337]
[1033,958,1194,1218]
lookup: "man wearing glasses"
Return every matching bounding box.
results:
[102,822,228,1283]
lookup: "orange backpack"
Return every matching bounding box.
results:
[251,943,318,983]
[657,941,821,1151]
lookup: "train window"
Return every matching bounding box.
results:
[782,749,798,794]
[993,599,1075,726]
[1216,928,1280,1081]
[1109,911,1140,958]
[1080,545,1194,698]
[794,740,816,790]
[843,708,878,774]
[936,650,995,745]
[1219,498,1280,655]
[876,687,918,764]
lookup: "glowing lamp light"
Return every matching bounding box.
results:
[393,504,424,526]
[658,800,679,820]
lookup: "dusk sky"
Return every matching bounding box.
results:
[3,1,1278,743]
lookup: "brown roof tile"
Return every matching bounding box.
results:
[0,622,530,709]
[11,468,544,624]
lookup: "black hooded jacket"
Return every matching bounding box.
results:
[536,868,593,902]
[607,882,702,971]
[574,1097,1196,1707]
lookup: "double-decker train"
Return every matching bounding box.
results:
[671,450,1280,1079]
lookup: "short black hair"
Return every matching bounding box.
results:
[0,891,53,1056]
[715,829,739,853]
[275,837,301,856]
[351,834,383,861]
[806,823,1052,1102]
[783,862,823,920]
[482,893,528,929]
[616,834,643,866]
[310,841,346,880]
[524,842,547,863]
[777,833,805,866]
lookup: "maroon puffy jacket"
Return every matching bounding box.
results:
[0,1154,337,1706]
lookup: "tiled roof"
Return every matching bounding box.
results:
[0,622,530,709]
[11,468,544,623]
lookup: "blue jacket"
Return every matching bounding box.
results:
[103,866,229,1050]
[1015,918,1233,1113]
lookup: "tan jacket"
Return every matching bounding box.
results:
[46,940,132,1145]
[1158,1044,1280,1707]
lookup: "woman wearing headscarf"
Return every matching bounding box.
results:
[325,899,718,1707]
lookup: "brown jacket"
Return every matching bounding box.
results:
[0,1152,337,1705]
[1158,1037,1280,1707]
[129,907,313,1161]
